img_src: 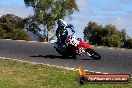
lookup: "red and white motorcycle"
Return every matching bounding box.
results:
[53,34,101,60]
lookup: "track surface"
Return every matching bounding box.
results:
[0,39,132,75]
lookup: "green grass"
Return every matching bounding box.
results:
[0,58,131,88]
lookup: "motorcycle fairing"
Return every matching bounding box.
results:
[77,40,90,48]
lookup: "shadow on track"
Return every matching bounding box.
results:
[30,55,96,60]
[30,55,74,59]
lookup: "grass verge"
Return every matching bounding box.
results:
[0,58,131,88]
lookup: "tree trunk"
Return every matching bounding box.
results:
[46,31,49,42]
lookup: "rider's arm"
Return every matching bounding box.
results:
[66,24,75,33]
[56,28,60,41]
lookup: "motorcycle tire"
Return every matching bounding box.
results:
[85,48,101,60]
[72,55,77,59]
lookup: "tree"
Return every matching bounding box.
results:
[23,16,49,41]
[0,27,6,38]
[124,38,132,49]
[83,21,126,48]
[10,28,30,40]
[0,14,24,29]
[83,21,103,45]
[0,14,30,40]
[24,0,78,42]
[118,29,127,47]
[102,34,121,47]
[101,24,122,47]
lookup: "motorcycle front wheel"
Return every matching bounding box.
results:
[85,48,101,60]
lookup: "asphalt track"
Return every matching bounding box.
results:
[0,39,132,75]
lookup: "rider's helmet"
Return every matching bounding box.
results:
[57,19,67,28]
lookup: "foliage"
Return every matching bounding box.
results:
[119,29,127,43]
[102,34,121,47]
[8,29,30,41]
[0,27,6,38]
[23,16,45,41]
[83,21,129,48]
[24,0,78,42]
[84,22,102,44]
[124,38,132,49]
[0,14,30,40]
[0,14,24,29]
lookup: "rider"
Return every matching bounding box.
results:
[56,19,75,48]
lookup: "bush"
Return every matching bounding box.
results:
[9,29,30,41]
[0,28,30,41]
[0,28,6,38]
[83,21,129,48]
[124,38,132,49]
[0,14,30,41]
[102,34,121,48]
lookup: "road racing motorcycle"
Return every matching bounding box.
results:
[53,34,101,60]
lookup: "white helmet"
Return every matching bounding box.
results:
[57,19,67,27]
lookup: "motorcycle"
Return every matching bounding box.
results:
[53,34,101,60]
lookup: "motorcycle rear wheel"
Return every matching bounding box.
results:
[85,48,101,60]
